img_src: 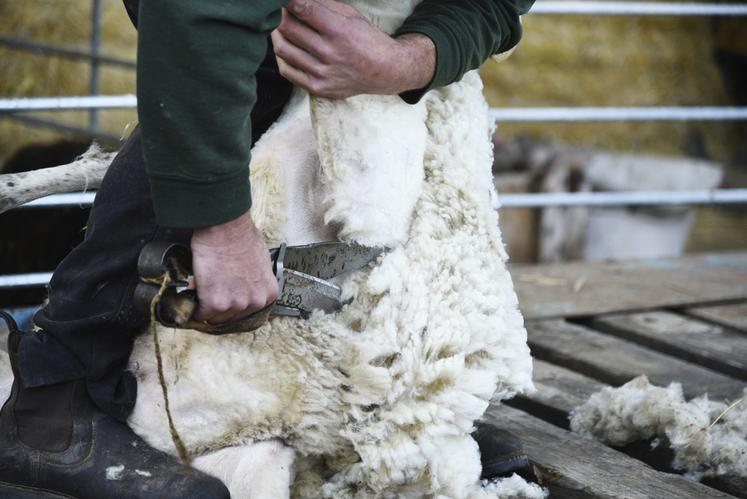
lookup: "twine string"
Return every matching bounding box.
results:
[147,272,192,466]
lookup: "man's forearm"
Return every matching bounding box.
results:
[389,34,436,95]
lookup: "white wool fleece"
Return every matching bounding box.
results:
[570,376,747,480]
[127,70,534,498]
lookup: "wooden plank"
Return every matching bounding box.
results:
[526,359,606,414]
[485,404,735,499]
[586,311,747,380]
[513,360,747,499]
[685,303,747,333]
[527,320,744,401]
[510,252,747,320]
[703,477,747,499]
[509,359,607,429]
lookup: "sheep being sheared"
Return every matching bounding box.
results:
[126,70,536,498]
[0,1,537,497]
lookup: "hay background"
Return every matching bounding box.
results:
[1,1,745,251]
[482,15,743,163]
[0,0,137,155]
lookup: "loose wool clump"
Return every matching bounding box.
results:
[570,376,747,480]
[482,475,547,499]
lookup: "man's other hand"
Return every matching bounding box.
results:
[191,212,278,325]
[271,0,435,99]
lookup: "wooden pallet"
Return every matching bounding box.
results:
[487,252,747,498]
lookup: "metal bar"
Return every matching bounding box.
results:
[3,307,40,330]
[20,193,96,209]
[491,106,747,122]
[531,1,747,16]
[0,36,136,69]
[16,189,747,210]
[3,99,746,122]
[0,95,137,113]
[5,189,747,289]
[4,114,122,144]
[0,272,53,289]
[499,189,747,208]
[89,0,103,131]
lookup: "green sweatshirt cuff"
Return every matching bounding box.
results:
[149,170,251,228]
[395,0,534,104]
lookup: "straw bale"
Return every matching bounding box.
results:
[481,15,743,165]
[0,0,136,160]
[1,3,744,185]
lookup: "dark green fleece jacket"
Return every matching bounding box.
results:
[136,0,534,228]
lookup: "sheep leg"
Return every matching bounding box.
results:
[0,145,115,214]
[193,440,295,499]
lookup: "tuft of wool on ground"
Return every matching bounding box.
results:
[482,475,547,499]
[570,375,747,480]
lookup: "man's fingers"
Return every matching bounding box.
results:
[277,8,329,62]
[271,30,325,78]
[193,295,232,324]
[286,0,345,34]
[195,295,274,325]
[275,55,318,93]
[203,308,250,326]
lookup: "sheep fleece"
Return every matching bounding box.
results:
[130,1,534,496]
[126,68,534,497]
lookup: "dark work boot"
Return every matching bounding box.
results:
[0,314,229,499]
[472,422,531,480]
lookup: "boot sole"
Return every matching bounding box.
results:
[481,455,531,480]
[0,481,77,498]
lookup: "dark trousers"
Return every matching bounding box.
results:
[16,42,293,422]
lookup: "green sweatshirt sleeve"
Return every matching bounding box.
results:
[137,0,286,228]
[396,0,535,104]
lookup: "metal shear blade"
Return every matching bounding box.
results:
[135,240,384,335]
